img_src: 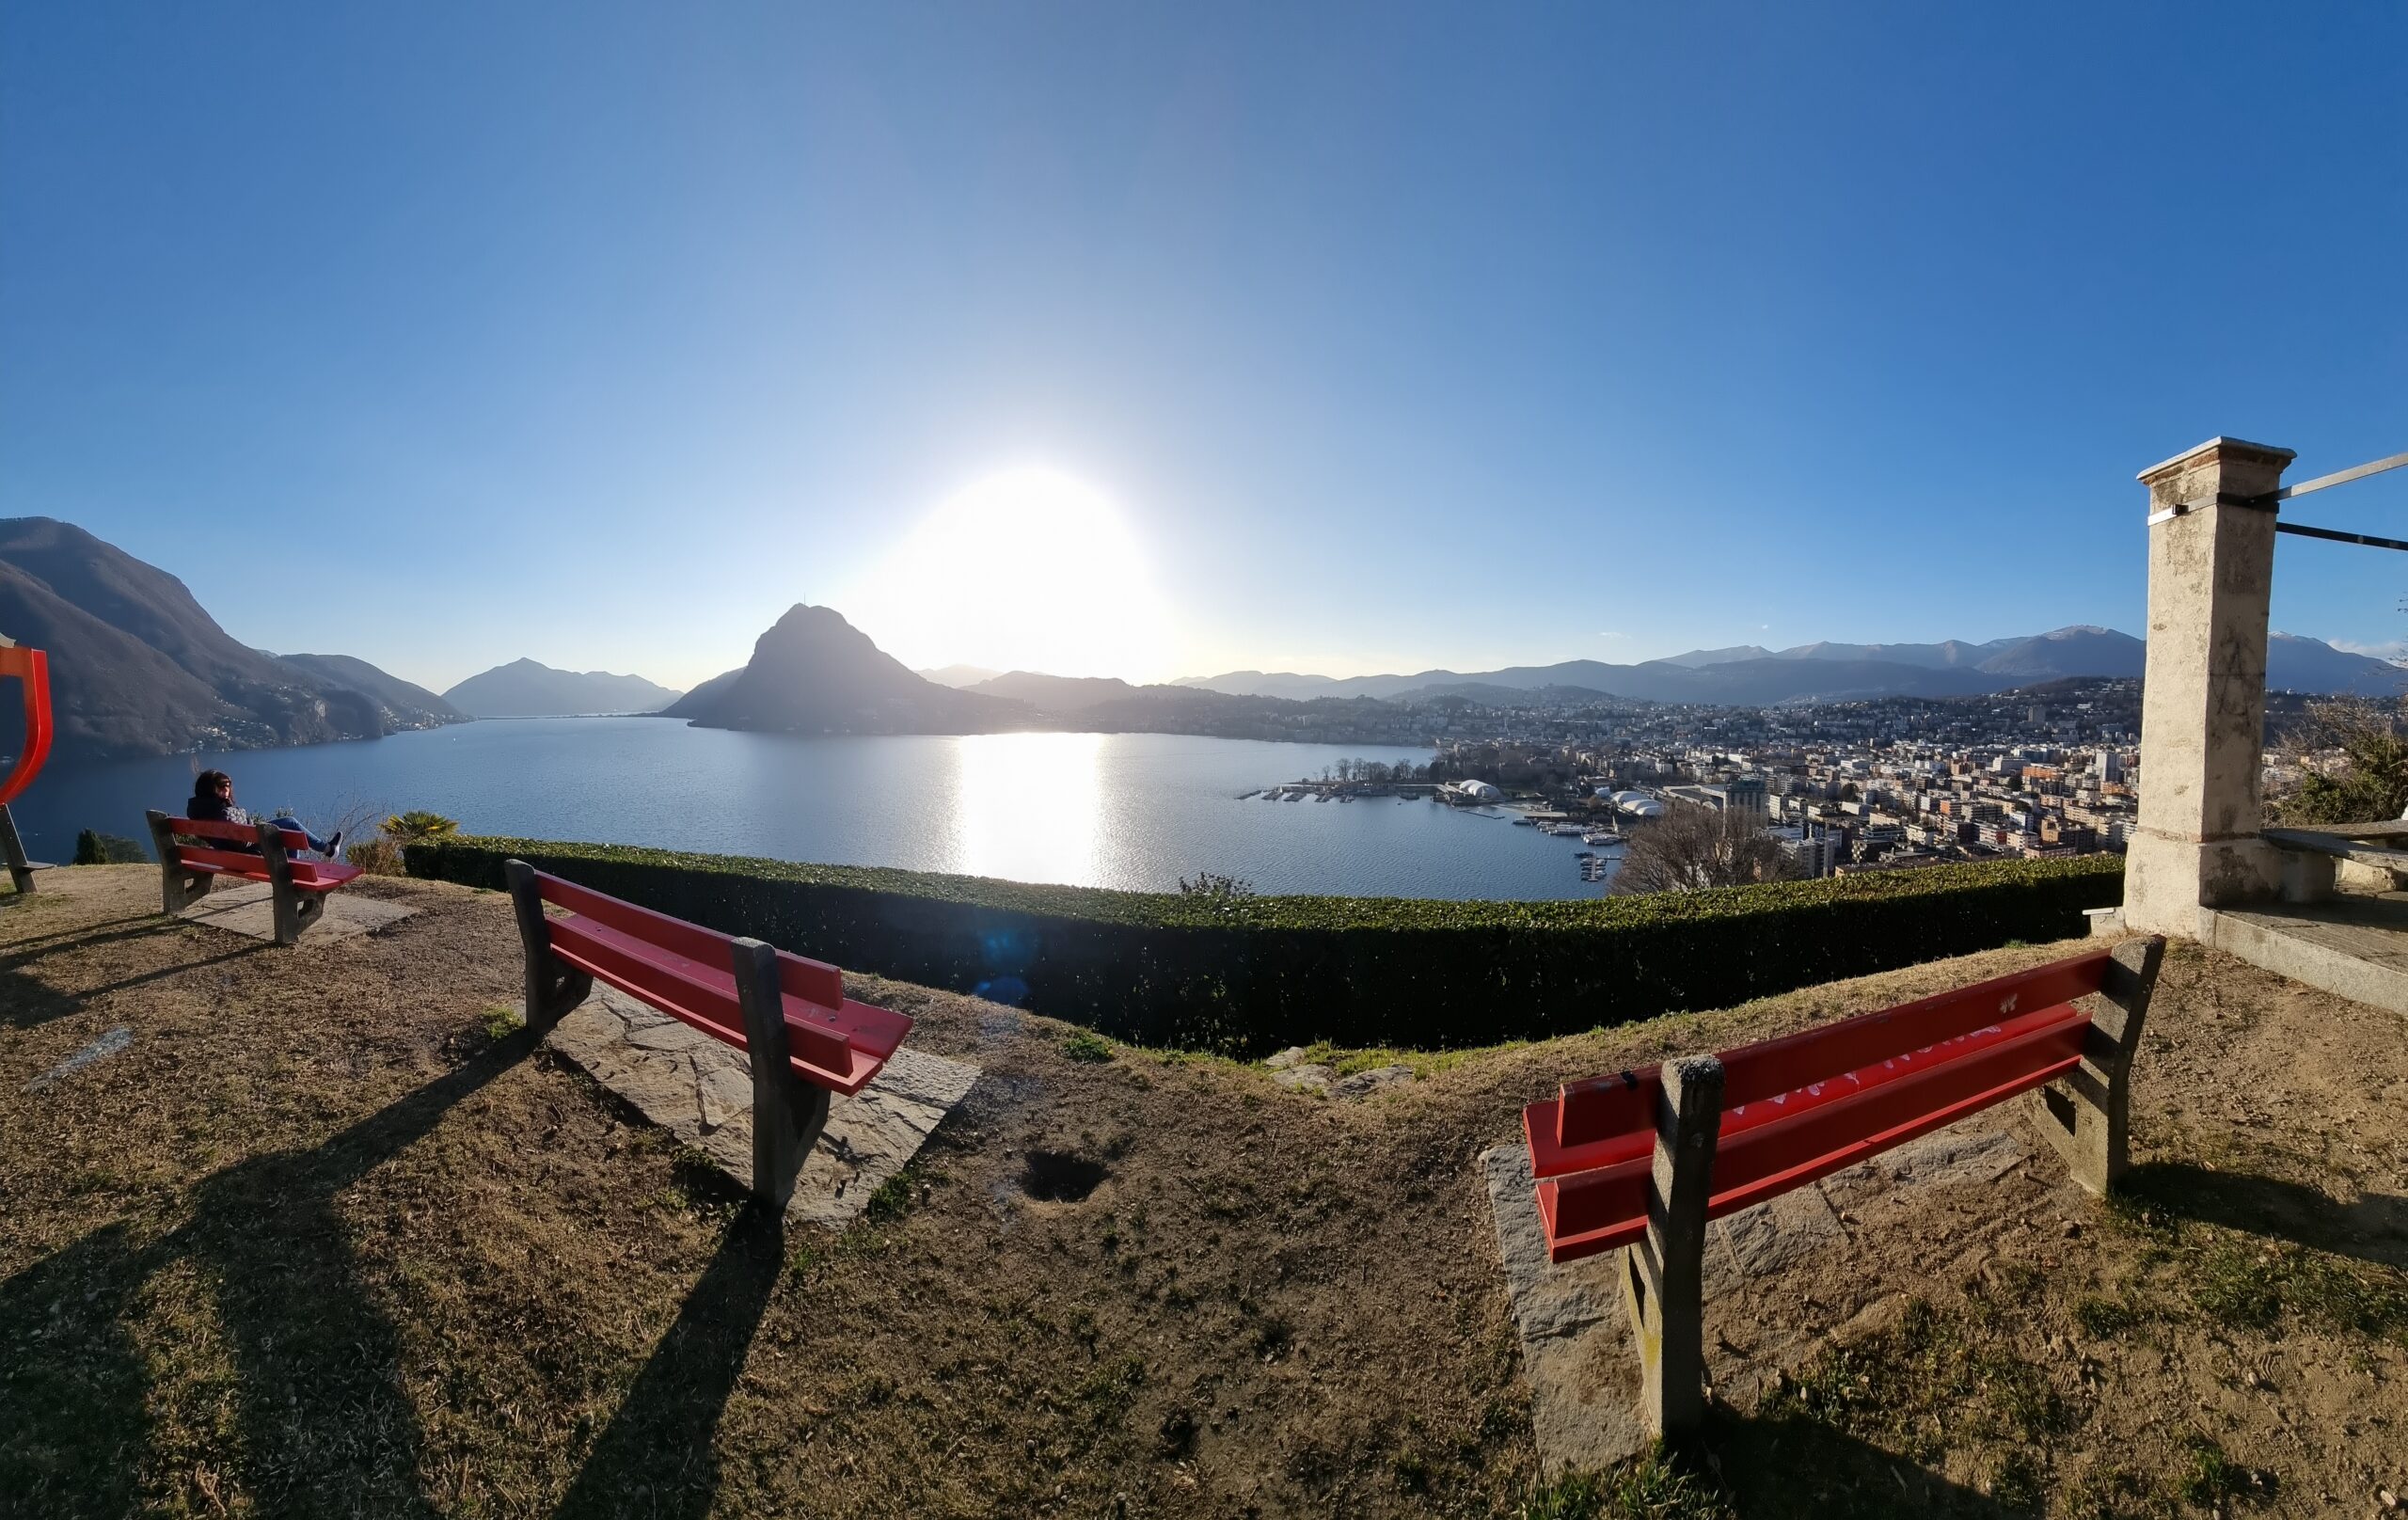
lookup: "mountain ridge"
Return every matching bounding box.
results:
[0,517,469,757]
[1173,625,2408,703]
[442,658,682,719]
[275,653,465,726]
[966,671,1140,711]
[917,663,1005,689]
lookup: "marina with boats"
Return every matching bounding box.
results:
[1235,783,1627,888]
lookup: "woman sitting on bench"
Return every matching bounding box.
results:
[187,770,342,860]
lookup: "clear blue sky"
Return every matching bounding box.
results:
[4,3,2403,691]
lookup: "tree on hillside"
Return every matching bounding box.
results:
[1610,806,1800,895]
[2270,698,2408,824]
[72,829,148,864]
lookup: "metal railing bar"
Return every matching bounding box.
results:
[2273,521,2408,552]
[2274,449,2408,503]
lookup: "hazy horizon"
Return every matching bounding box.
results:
[5,6,2403,693]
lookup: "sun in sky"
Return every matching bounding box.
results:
[844,467,1178,682]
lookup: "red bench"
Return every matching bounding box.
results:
[502,859,912,1211]
[146,810,365,945]
[1522,935,2165,1438]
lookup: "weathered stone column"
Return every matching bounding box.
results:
[2122,437,2295,940]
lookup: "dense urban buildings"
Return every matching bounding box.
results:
[1306,678,2148,877]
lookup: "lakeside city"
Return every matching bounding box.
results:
[1264,676,2147,879]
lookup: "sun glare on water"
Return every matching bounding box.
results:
[851,467,1174,680]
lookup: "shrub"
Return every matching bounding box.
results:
[407,836,2125,1053]
[342,834,408,877]
[71,830,149,865]
[2271,698,2408,824]
[383,810,460,845]
[1178,871,1257,899]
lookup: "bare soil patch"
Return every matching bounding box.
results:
[0,867,2403,1518]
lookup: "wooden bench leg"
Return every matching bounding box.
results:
[0,804,35,895]
[733,936,831,1215]
[2031,934,2166,1194]
[503,859,593,1034]
[1623,1053,1722,1440]
[147,811,213,916]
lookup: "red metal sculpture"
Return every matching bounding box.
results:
[0,645,53,891]
[0,645,53,806]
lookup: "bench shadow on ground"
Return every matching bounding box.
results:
[2120,1160,2408,1268]
[554,1208,787,1520]
[0,917,263,1028]
[0,963,84,1030]
[0,1029,544,1516]
[1706,1412,2027,1518]
[0,911,171,958]
[2,1023,796,1519]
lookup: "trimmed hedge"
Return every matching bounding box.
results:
[408,837,2124,1053]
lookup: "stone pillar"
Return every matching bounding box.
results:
[2122,437,2295,940]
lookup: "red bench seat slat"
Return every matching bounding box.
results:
[535,874,909,1097]
[287,861,365,892]
[1529,998,2092,1263]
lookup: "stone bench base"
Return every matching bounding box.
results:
[535,983,979,1227]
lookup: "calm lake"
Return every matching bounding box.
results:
[22,719,1618,900]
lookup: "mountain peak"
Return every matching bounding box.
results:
[771,603,853,631]
[669,603,1027,735]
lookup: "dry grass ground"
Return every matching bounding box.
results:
[1,865,2403,1518]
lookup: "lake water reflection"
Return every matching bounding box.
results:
[19,719,1617,900]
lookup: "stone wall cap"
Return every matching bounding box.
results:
[2137,436,2297,483]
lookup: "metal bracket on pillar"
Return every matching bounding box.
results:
[2149,447,2408,527]
[2147,492,2279,527]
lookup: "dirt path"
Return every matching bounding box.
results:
[2,865,2403,1517]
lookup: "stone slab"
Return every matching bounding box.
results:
[2208,898,2408,1018]
[539,983,980,1229]
[1332,1064,1414,1100]
[1481,1119,2031,1474]
[1480,1143,1650,1475]
[1716,1182,1844,1278]
[177,880,418,942]
[1825,1124,2030,1195]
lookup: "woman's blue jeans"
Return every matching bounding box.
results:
[269,815,334,855]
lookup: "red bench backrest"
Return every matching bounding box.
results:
[1524,949,2114,1262]
[531,872,845,1008]
[529,870,863,1081]
[162,816,309,875]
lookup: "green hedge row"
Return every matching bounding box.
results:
[407,837,2124,1053]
